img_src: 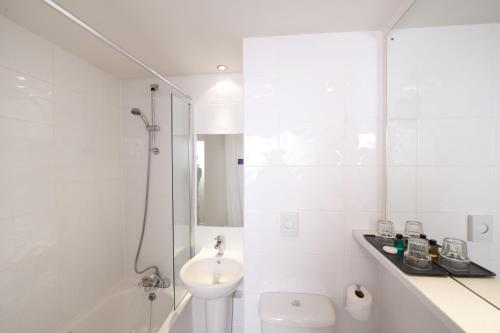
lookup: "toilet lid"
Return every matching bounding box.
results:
[258,292,336,327]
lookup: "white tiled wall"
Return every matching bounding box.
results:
[170,74,243,134]
[121,79,176,280]
[0,15,123,332]
[1,13,244,333]
[387,24,500,274]
[243,32,384,333]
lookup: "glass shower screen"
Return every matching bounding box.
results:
[171,94,193,308]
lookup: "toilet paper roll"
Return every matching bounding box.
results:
[345,284,372,321]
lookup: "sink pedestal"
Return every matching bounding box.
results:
[205,296,233,333]
[180,249,243,333]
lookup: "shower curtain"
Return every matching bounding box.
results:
[224,134,243,227]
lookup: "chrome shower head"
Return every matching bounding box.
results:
[130,108,150,127]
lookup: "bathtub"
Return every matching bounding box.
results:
[55,280,192,333]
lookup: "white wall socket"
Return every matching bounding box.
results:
[467,215,493,242]
[280,211,299,237]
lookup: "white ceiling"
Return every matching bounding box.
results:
[0,0,414,78]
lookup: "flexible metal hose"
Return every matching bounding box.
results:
[134,126,162,278]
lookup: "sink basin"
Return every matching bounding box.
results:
[180,251,243,299]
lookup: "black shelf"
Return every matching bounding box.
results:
[436,261,496,278]
[364,235,448,277]
[364,235,496,278]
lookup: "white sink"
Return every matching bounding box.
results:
[180,249,243,300]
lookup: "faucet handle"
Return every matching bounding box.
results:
[214,235,224,250]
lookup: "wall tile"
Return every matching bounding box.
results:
[415,213,468,243]
[245,166,345,211]
[415,24,500,72]
[243,293,261,333]
[243,31,382,333]
[0,117,54,168]
[343,120,379,166]
[419,69,500,119]
[417,166,491,213]
[344,167,381,212]
[345,72,379,121]
[244,210,280,254]
[493,118,500,165]
[387,167,417,213]
[387,72,418,120]
[0,16,53,82]
[280,121,345,166]
[386,120,417,166]
[343,212,381,257]
[0,16,124,333]
[417,119,493,165]
[276,77,346,123]
[491,167,500,213]
[0,67,53,124]
[245,252,344,299]
[170,74,243,134]
[243,78,279,127]
[386,30,418,77]
[244,122,280,166]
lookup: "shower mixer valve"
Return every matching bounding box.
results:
[139,273,170,291]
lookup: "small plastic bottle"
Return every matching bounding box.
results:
[429,239,439,262]
[394,233,405,253]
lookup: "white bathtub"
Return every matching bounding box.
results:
[55,280,192,333]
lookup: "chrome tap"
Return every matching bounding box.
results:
[139,273,169,291]
[214,235,225,257]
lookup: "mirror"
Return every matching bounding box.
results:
[196,134,244,227]
[387,0,500,309]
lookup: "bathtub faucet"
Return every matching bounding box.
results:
[139,273,169,291]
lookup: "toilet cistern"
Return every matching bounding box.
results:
[214,235,225,257]
[259,292,336,332]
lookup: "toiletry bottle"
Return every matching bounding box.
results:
[394,233,405,253]
[429,239,439,262]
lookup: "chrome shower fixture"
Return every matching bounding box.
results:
[149,84,160,154]
[130,108,150,127]
[130,84,160,154]
[130,83,169,291]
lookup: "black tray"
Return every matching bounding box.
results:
[436,261,496,277]
[364,235,449,277]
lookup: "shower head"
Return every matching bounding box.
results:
[130,108,150,127]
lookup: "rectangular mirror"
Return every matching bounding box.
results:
[387,0,500,309]
[196,134,244,227]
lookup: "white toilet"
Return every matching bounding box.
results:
[258,292,336,332]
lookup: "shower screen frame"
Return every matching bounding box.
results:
[170,92,195,309]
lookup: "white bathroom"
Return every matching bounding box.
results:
[0,0,499,332]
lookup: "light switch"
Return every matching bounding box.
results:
[280,211,299,237]
[467,215,493,242]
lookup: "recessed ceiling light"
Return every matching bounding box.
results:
[217,65,227,71]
